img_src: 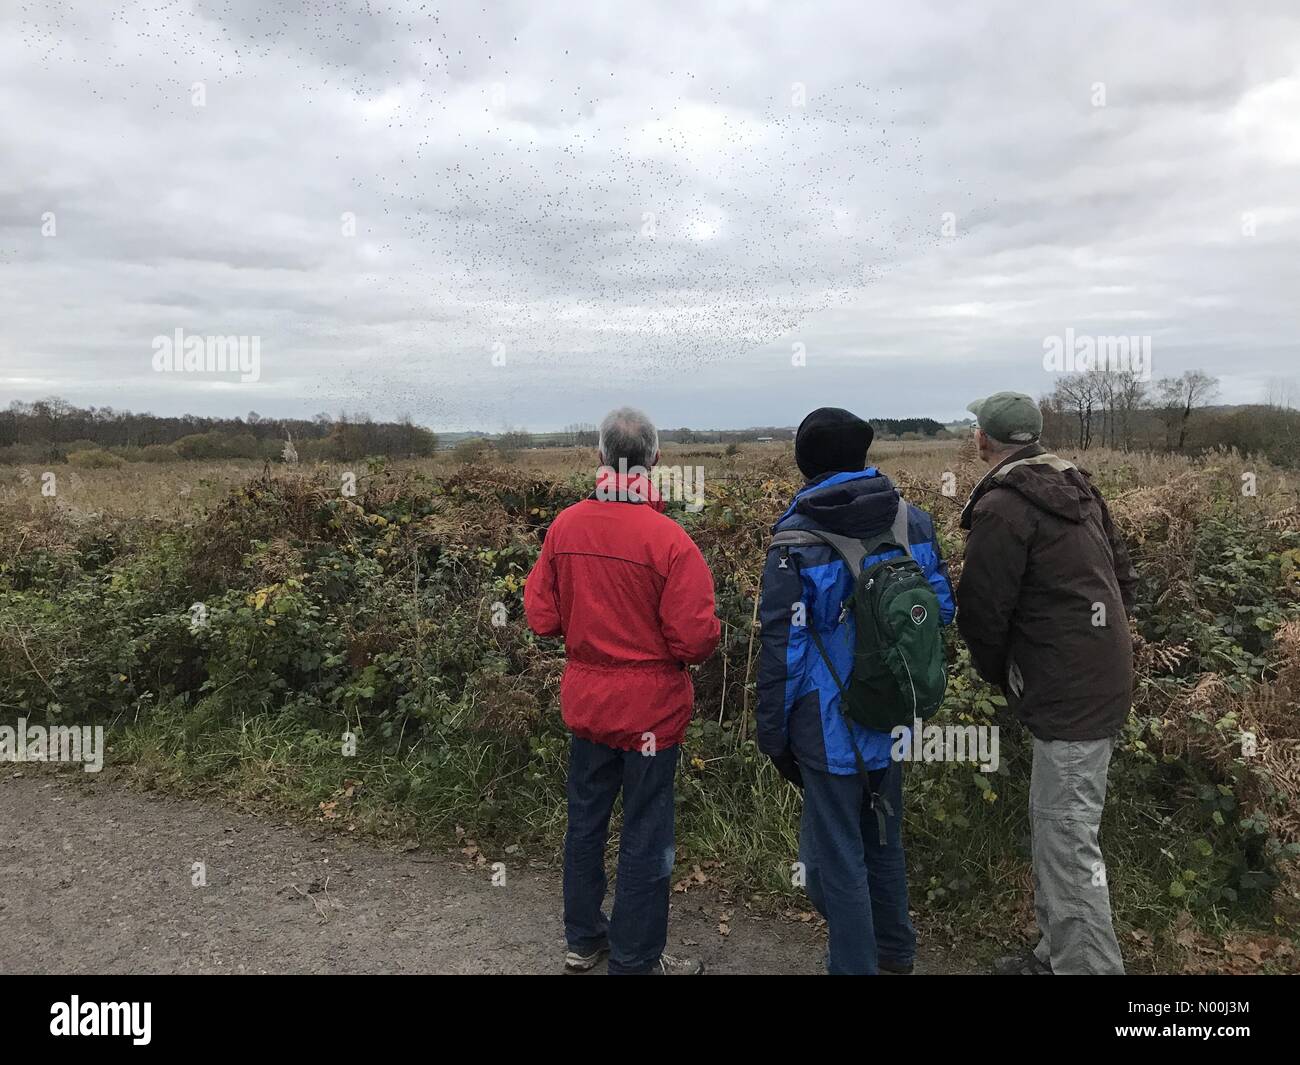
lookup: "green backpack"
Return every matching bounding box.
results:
[771,503,947,732]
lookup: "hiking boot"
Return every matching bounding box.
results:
[650,952,705,975]
[992,952,1052,975]
[563,943,610,973]
[878,957,914,975]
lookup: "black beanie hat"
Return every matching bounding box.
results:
[794,407,874,480]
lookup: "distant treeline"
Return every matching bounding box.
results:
[0,400,438,465]
[0,400,957,466]
[663,418,950,443]
[1039,369,1300,468]
[869,417,949,439]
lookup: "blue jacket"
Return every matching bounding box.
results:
[756,468,955,774]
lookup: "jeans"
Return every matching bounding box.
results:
[799,760,915,975]
[1029,737,1125,975]
[563,736,679,975]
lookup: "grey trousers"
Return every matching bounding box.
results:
[1029,737,1125,975]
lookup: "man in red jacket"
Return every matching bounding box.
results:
[524,407,721,975]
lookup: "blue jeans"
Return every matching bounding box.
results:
[799,760,915,974]
[563,736,679,975]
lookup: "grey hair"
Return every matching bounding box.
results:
[977,426,1026,454]
[598,406,659,470]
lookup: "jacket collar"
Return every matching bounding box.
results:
[591,466,666,513]
[960,444,1044,529]
[960,444,1083,529]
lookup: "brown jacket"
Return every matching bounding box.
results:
[957,445,1137,741]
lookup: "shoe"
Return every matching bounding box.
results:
[992,952,1052,975]
[650,952,705,975]
[563,943,610,973]
[878,957,914,975]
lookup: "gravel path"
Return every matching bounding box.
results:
[0,768,964,975]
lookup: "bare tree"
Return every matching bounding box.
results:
[1265,377,1298,410]
[1086,369,1118,448]
[1157,370,1219,451]
[496,428,533,461]
[1038,393,1067,446]
[1053,373,1102,450]
[1113,367,1150,451]
[564,422,598,447]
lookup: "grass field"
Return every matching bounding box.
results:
[0,439,959,519]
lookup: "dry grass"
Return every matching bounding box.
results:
[0,439,965,520]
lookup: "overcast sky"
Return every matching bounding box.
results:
[2,0,1298,431]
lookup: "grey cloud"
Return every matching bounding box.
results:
[1,0,1298,430]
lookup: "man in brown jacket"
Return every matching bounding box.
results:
[957,391,1137,975]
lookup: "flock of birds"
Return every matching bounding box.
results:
[14,1,985,428]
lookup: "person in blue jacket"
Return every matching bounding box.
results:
[757,407,955,975]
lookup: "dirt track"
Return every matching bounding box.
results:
[0,768,966,975]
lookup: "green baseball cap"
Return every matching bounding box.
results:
[966,391,1042,444]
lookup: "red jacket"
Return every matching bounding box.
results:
[524,470,721,750]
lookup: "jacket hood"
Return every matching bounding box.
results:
[776,467,900,537]
[960,445,1095,529]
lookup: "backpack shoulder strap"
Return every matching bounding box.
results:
[769,528,868,578]
[860,502,914,561]
[892,501,913,558]
[768,530,823,550]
